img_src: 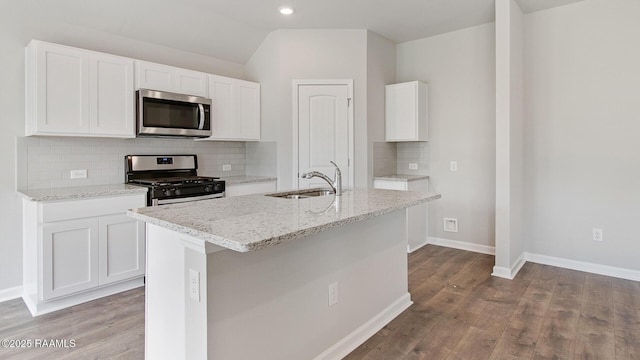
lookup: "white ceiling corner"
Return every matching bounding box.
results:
[25,0,584,64]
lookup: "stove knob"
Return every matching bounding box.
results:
[204,185,213,192]
[163,189,174,197]
[174,189,182,196]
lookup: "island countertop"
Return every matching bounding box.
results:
[127,188,441,252]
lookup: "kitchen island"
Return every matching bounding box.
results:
[128,188,440,360]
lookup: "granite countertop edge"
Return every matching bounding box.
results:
[373,174,430,182]
[127,189,441,253]
[18,184,148,202]
[221,176,278,185]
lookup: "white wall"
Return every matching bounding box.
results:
[0,3,245,293]
[524,0,640,270]
[366,32,397,185]
[396,24,496,248]
[245,29,369,191]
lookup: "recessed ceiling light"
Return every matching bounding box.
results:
[279,7,294,15]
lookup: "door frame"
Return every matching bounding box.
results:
[292,79,354,190]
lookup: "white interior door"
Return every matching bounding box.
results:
[296,82,351,189]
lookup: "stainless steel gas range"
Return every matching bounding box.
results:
[125,154,225,206]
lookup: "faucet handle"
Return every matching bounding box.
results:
[329,161,341,175]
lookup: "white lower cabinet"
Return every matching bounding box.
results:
[23,194,146,316]
[374,178,429,253]
[99,214,145,285]
[42,218,100,300]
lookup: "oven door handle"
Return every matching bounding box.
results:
[198,104,205,130]
[154,192,224,206]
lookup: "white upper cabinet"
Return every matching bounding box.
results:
[204,75,260,141]
[26,41,90,135]
[89,53,135,137]
[135,60,208,97]
[385,81,428,142]
[26,40,135,138]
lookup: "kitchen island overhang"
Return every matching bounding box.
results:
[128,188,441,360]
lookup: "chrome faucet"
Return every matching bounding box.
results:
[300,161,342,196]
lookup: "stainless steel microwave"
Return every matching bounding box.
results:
[136,89,212,138]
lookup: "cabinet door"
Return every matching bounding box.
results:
[206,75,261,141]
[386,82,417,141]
[32,41,90,135]
[236,80,261,140]
[99,214,145,285]
[385,81,428,142]
[208,75,235,139]
[89,53,135,137]
[42,218,99,300]
[373,179,408,191]
[174,68,208,97]
[135,60,174,92]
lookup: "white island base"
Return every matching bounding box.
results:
[145,210,411,360]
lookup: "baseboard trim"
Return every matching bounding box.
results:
[23,278,144,317]
[0,285,23,303]
[525,252,640,282]
[408,239,429,253]
[491,266,512,279]
[427,237,496,255]
[422,239,640,283]
[492,253,526,279]
[313,293,413,360]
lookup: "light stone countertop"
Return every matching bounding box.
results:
[373,174,430,182]
[220,175,277,185]
[128,188,441,252]
[18,184,148,202]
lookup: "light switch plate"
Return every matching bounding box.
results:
[450,161,458,172]
[222,164,232,171]
[409,163,418,170]
[189,269,200,302]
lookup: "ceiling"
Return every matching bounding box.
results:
[27,0,583,64]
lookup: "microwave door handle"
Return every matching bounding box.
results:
[198,104,205,130]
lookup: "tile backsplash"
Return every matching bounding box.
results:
[373,142,397,176]
[17,137,245,190]
[397,142,429,175]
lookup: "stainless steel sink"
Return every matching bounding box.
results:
[266,189,335,199]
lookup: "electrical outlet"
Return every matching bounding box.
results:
[222,164,232,171]
[444,218,458,232]
[450,161,458,172]
[70,169,87,179]
[409,163,418,170]
[189,269,200,302]
[328,282,338,307]
[593,228,603,242]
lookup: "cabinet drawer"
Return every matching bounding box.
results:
[373,180,408,191]
[42,194,146,223]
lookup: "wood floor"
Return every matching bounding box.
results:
[0,286,144,359]
[1,245,639,359]
[346,245,640,360]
